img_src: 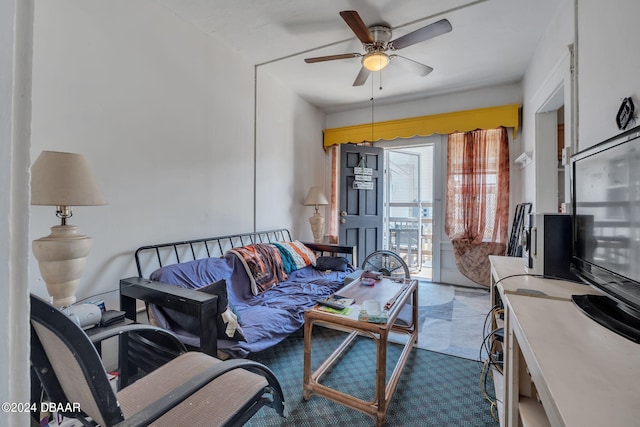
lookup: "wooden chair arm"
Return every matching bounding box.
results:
[119,277,219,357]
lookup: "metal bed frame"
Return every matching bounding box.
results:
[134,229,293,278]
[120,229,356,357]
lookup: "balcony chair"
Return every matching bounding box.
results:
[29,294,286,426]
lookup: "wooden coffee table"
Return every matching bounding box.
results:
[303,277,418,426]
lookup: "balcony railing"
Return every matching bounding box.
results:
[386,202,433,274]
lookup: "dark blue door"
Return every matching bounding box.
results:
[339,144,384,267]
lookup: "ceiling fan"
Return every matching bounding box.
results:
[304,10,452,87]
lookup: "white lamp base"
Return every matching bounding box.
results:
[32,225,93,307]
[308,213,325,243]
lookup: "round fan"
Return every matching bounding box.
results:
[361,250,410,280]
[304,10,452,86]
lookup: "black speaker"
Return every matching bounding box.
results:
[524,213,576,280]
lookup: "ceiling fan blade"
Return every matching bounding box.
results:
[339,10,374,44]
[304,53,361,63]
[389,55,433,77]
[390,19,452,50]
[353,66,371,86]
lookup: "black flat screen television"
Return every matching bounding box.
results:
[571,125,640,343]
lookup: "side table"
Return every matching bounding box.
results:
[85,318,136,389]
[84,319,186,389]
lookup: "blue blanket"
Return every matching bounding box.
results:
[149,253,353,358]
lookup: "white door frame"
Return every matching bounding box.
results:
[377,136,441,281]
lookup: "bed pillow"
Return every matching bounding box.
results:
[314,256,350,272]
[198,280,246,341]
[275,240,317,270]
[149,257,232,289]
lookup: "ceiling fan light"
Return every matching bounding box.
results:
[362,52,389,71]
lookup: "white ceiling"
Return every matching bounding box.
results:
[153,0,563,112]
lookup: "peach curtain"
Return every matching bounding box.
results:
[327,145,339,244]
[445,127,510,286]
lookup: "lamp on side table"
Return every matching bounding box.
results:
[31,151,107,308]
[304,186,328,243]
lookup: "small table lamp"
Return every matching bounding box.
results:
[304,186,329,243]
[31,151,107,308]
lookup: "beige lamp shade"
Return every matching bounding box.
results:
[31,151,107,207]
[303,186,329,209]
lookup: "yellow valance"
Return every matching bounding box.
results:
[323,104,520,149]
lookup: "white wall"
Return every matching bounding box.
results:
[30,0,251,307]
[256,67,327,240]
[520,0,574,213]
[519,0,640,213]
[1,1,33,425]
[29,0,324,354]
[577,0,640,148]
[326,83,523,128]
[326,83,523,286]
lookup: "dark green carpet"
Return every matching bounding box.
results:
[246,327,498,426]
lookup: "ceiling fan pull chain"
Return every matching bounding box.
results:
[370,78,375,144]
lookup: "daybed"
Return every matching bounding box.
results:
[120,229,357,359]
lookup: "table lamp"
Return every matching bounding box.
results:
[31,151,107,308]
[304,186,329,243]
